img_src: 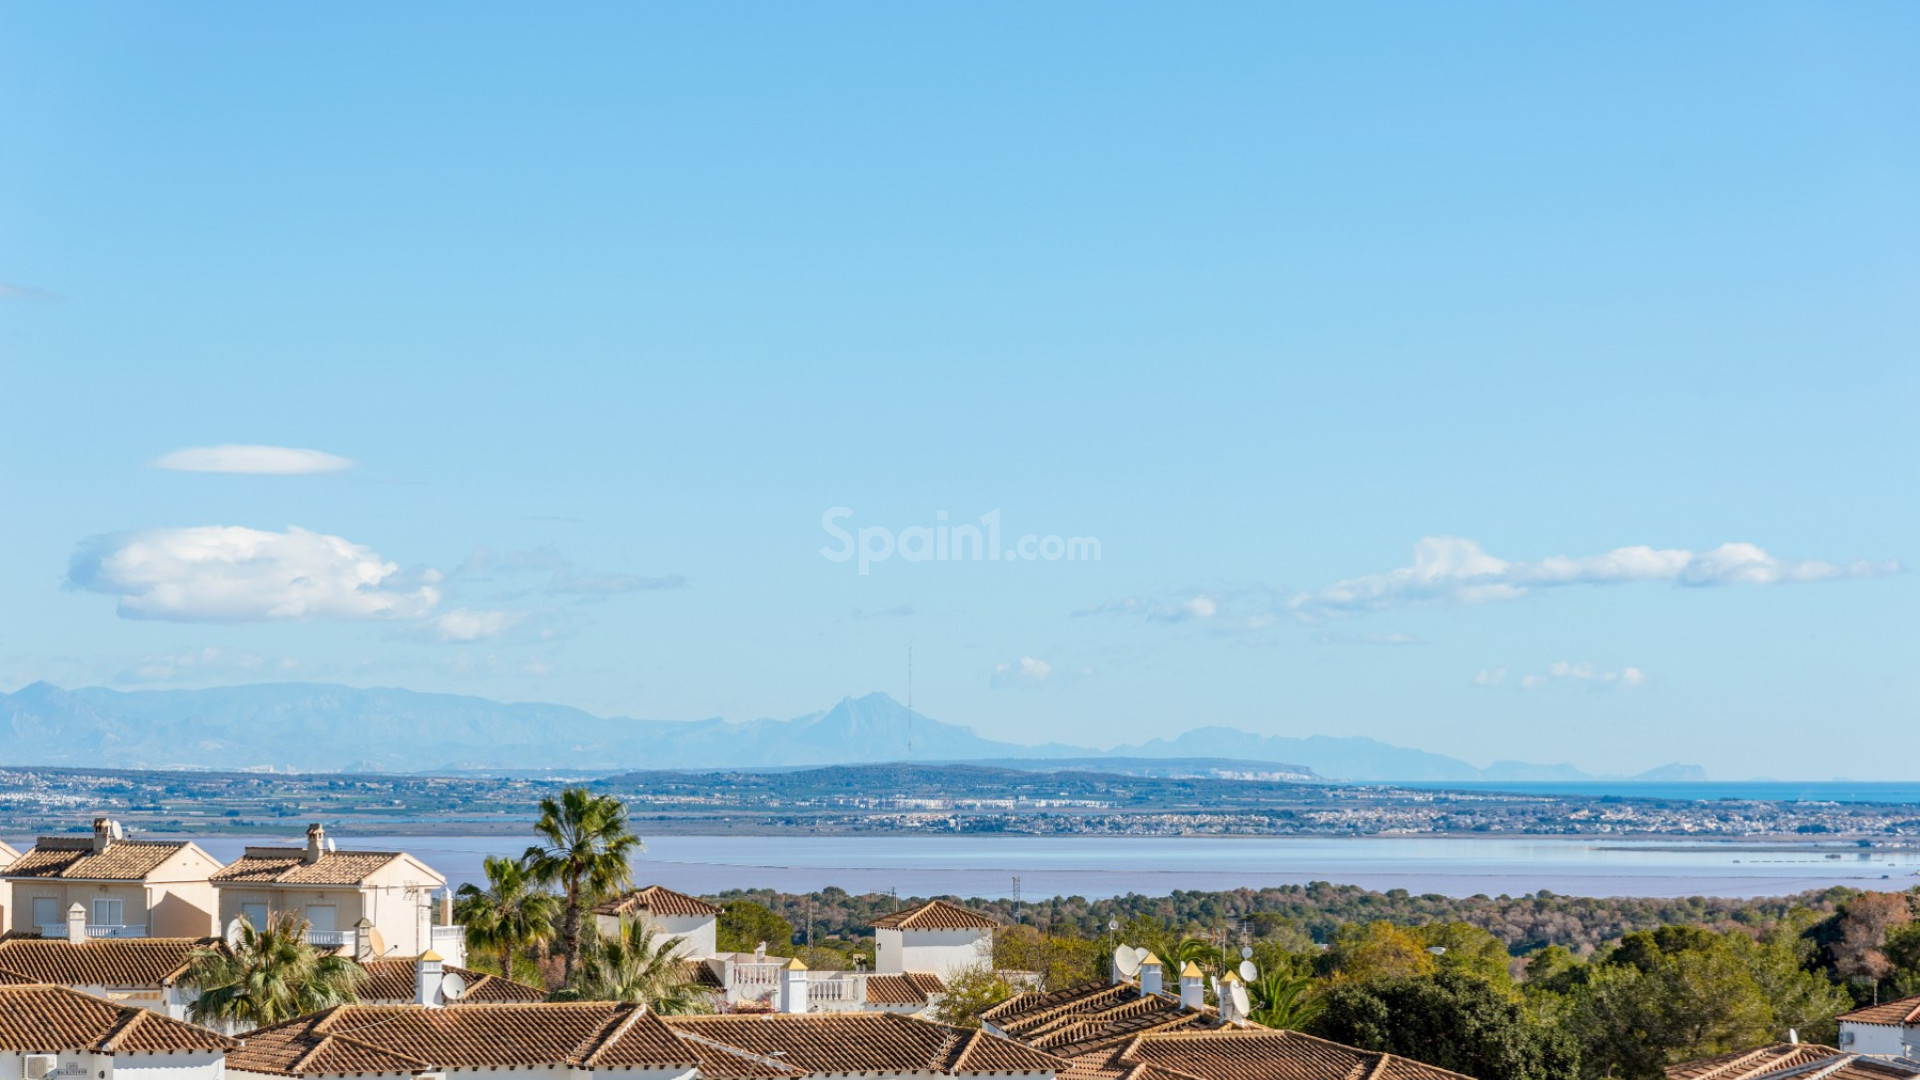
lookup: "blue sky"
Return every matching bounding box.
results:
[1,3,1914,778]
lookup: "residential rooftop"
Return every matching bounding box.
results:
[869,898,999,931]
[0,983,235,1053]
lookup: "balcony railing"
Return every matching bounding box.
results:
[305,929,355,946]
[38,923,147,939]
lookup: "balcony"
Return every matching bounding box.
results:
[305,929,355,947]
[37,923,147,939]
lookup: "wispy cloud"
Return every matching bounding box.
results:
[117,646,301,685]
[460,545,685,599]
[1315,631,1426,646]
[0,282,60,303]
[989,655,1053,688]
[153,445,353,475]
[1084,537,1899,628]
[68,525,440,622]
[1502,661,1646,690]
[426,609,524,642]
[853,604,916,619]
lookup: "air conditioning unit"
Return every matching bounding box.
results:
[24,1055,58,1080]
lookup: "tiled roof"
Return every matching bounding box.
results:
[7,838,197,881]
[1668,1044,1920,1080]
[226,1003,698,1076]
[983,982,1214,1058]
[866,971,947,1005]
[211,847,430,886]
[870,899,1000,931]
[356,957,547,1004]
[1841,994,1920,1026]
[594,884,725,918]
[0,983,234,1052]
[0,935,214,988]
[1073,1029,1475,1080]
[665,1013,1063,1076]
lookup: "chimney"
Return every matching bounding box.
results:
[1179,962,1205,1010]
[778,957,809,1014]
[305,824,326,865]
[1138,955,1164,997]
[1789,1030,1799,1046]
[66,903,88,943]
[439,889,453,927]
[91,817,115,854]
[354,918,374,961]
[416,950,445,1008]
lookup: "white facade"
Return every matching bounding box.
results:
[875,925,992,981]
[1840,1021,1917,1058]
[1,1050,224,1080]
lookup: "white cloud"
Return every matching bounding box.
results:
[1490,661,1644,691]
[1292,537,1899,615]
[1089,538,1900,628]
[427,609,524,642]
[153,445,353,475]
[69,526,440,621]
[990,656,1053,688]
[119,646,300,684]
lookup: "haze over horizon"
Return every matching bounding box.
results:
[2,5,1914,780]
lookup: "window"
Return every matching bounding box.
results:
[31,897,58,929]
[241,902,269,929]
[306,905,338,933]
[92,898,123,927]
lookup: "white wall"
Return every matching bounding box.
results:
[1840,1021,1914,1058]
[593,912,716,959]
[0,1051,223,1080]
[876,927,992,981]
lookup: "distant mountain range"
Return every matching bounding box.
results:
[0,681,1702,783]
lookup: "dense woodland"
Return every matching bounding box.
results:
[711,883,1920,1080]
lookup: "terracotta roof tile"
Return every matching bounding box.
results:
[866,971,947,1005]
[7,839,197,881]
[227,1003,699,1075]
[1667,1043,1920,1080]
[0,984,234,1052]
[595,884,725,918]
[666,1012,1062,1076]
[1091,1029,1474,1080]
[356,957,547,1004]
[1840,994,1920,1026]
[0,935,215,988]
[211,848,432,886]
[870,898,1000,931]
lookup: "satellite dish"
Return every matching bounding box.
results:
[326,838,337,853]
[1114,945,1143,979]
[1208,975,1223,1002]
[224,917,246,948]
[1229,982,1251,1019]
[439,971,467,1003]
[109,821,124,840]
[1238,960,1258,982]
[1240,946,1253,960]
[368,926,388,957]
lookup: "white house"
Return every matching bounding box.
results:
[0,935,213,1021]
[5,820,222,939]
[1839,996,1920,1057]
[210,824,459,963]
[0,982,232,1080]
[0,838,20,931]
[1671,1042,1920,1080]
[593,885,722,958]
[870,899,997,981]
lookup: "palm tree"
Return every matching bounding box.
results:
[1166,936,1222,977]
[1249,971,1324,1030]
[183,911,365,1030]
[456,854,561,978]
[550,917,711,1014]
[525,787,642,979]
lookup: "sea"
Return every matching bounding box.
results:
[1390,780,1920,804]
[167,833,1920,901]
